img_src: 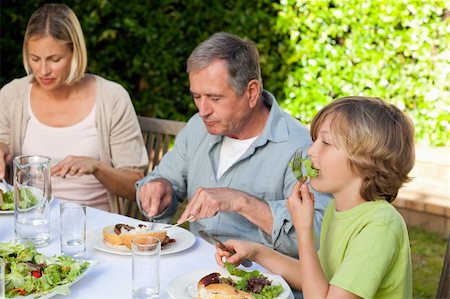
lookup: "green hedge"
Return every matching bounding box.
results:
[1,0,448,146]
[0,0,282,122]
[275,0,450,146]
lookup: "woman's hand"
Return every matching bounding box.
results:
[214,239,258,267]
[0,143,12,179]
[287,181,315,232]
[51,155,99,177]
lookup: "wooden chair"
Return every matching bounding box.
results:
[111,116,186,219]
[436,233,450,299]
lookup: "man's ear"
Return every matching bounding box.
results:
[246,79,261,108]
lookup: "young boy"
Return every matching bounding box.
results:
[215,96,415,298]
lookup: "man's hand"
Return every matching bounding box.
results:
[51,155,99,177]
[138,178,173,217]
[178,187,243,223]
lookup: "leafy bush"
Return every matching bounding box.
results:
[274,0,450,146]
[0,0,283,121]
[1,0,448,146]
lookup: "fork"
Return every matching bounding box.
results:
[163,215,194,229]
[1,177,11,192]
[291,150,306,183]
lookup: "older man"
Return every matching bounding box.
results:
[136,32,330,257]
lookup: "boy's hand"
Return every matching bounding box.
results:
[215,239,256,267]
[287,181,315,232]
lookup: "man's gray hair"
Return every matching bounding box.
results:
[187,32,263,96]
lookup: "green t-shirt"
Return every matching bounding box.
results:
[318,199,412,299]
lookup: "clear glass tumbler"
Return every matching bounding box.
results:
[132,236,160,299]
[60,202,86,259]
[13,155,52,247]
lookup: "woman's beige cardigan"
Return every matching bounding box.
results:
[0,74,148,211]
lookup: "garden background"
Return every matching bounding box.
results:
[1,0,449,147]
[1,1,449,297]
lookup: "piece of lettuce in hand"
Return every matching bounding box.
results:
[290,156,318,181]
[302,158,318,178]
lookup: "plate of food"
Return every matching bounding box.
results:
[0,183,14,214]
[0,185,53,214]
[90,222,196,255]
[0,242,97,298]
[167,263,292,299]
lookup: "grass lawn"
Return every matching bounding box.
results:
[409,226,448,299]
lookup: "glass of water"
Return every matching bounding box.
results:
[13,155,52,248]
[132,236,160,299]
[60,202,86,259]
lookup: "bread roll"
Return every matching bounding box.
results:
[197,273,253,299]
[102,225,123,246]
[102,224,167,249]
[120,229,167,249]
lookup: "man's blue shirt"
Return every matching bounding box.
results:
[136,91,331,257]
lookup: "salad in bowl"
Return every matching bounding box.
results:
[0,242,93,298]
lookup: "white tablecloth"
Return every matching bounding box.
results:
[1,199,294,298]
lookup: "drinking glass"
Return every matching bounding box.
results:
[60,202,86,259]
[132,236,160,299]
[13,155,52,247]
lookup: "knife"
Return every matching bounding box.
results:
[199,230,252,267]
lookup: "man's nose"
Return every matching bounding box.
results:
[197,98,212,116]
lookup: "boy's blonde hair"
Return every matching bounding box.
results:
[22,3,87,84]
[310,96,415,202]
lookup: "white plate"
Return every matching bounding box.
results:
[90,222,196,255]
[167,268,293,299]
[20,260,97,299]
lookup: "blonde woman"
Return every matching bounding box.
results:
[0,4,148,211]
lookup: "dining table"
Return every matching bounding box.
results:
[0,198,295,299]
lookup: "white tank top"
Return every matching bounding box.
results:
[22,88,109,210]
[217,136,258,179]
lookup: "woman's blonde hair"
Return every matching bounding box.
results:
[310,96,415,202]
[22,3,87,84]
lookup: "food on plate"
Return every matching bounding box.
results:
[102,223,172,249]
[198,272,253,298]
[0,189,14,211]
[0,188,39,211]
[0,242,90,298]
[197,263,283,299]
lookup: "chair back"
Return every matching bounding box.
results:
[436,233,450,299]
[138,116,186,173]
[112,116,186,219]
